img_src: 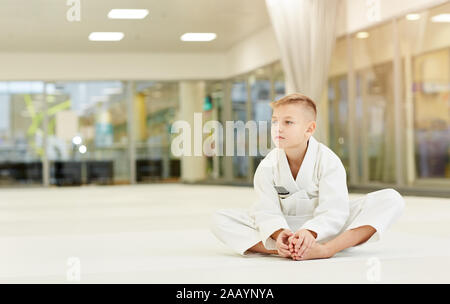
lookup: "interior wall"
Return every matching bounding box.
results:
[0,53,228,81]
[0,25,282,82]
[224,25,280,78]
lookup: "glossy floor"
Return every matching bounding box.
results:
[1,184,449,283]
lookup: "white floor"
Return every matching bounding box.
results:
[1,183,449,283]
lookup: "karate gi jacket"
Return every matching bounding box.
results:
[250,136,350,249]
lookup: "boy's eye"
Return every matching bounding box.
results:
[286,121,293,124]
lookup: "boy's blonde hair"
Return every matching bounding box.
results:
[270,93,317,121]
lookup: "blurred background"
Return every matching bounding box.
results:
[0,0,448,196]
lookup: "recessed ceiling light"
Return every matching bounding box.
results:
[356,31,369,39]
[180,33,217,42]
[88,32,124,41]
[431,14,450,23]
[406,14,421,21]
[108,9,149,19]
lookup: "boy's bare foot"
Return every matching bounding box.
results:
[293,242,334,261]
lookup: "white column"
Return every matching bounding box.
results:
[179,81,207,182]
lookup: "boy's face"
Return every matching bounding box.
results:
[271,103,316,150]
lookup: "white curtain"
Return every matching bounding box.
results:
[265,0,339,142]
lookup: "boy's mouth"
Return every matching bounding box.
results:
[275,136,285,140]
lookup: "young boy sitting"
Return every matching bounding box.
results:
[211,93,404,260]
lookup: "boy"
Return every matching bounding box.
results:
[210,93,404,260]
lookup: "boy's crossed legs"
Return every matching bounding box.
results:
[247,225,376,260]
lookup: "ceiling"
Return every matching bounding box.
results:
[0,0,271,53]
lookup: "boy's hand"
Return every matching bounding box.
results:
[275,229,293,258]
[288,229,316,260]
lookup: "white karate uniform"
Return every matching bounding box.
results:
[210,136,405,256]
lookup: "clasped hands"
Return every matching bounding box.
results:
[275,228,316,260]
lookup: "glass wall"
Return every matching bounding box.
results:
[412,50,449,179]
[220,61,286,183]
[249,66,272,171]
[230,76,249,181]
[134,81,180,182]
[398,2,450,184]
[46,81,129,185]
[326,1,450,191]
[273,62,286,101]
[0,82,45,185]
[328,37,350,175]
[205,81,225,180]
[353,22,396,184]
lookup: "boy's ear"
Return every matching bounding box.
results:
[306,121,316,134]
